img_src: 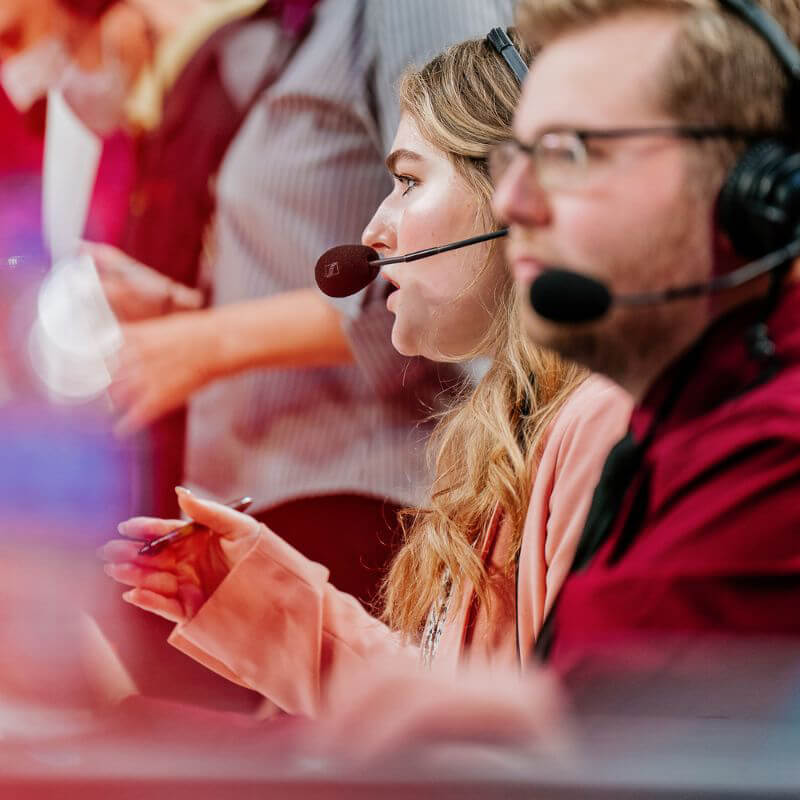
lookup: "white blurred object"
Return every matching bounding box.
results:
[43,90,102,263]
[29,254,122,403]
[34,90,118,403]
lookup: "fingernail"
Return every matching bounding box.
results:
[175,486,192,495]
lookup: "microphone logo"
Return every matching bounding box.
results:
[324,262,341,278]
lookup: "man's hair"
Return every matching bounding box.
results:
[516,0,800,180]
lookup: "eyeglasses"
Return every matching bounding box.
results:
[488,125,779,191]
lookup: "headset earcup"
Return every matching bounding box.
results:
[717,140,800,259]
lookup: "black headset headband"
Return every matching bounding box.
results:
[488,4,800,96]
[718,0,800,84]
[486,27,529,84]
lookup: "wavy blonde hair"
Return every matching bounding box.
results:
[381,32,587,637]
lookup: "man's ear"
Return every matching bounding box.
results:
[710,199,743,275]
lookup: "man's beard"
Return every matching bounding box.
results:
[523,299,707,394]
[517,190,714,395]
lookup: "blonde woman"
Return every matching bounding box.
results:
[100,31,631,717]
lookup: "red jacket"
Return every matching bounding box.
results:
[550,281,800,675]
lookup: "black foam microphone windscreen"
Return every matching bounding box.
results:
[529,269,613,323]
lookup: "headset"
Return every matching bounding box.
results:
[491,6,800,268]
[486,27,529,84]
[492,6,800,364]
[715,0,800,264]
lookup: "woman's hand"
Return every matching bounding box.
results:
[99,489,262,625]
[85,241,204,322]
[109,310,219,435]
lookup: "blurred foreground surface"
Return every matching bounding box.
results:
[0,608,798,800]
[0,695,798,799]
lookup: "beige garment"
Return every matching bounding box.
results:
[168,375,633,717]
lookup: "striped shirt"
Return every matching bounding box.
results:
[185,0,514,510]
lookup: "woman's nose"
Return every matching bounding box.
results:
[361,202,396,253]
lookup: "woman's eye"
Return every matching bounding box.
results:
[394,173,419,196]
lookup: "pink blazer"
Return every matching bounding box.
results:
[168,375,632,717]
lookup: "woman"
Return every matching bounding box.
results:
[100,31,631,717]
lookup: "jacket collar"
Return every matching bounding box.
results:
[631,280,800,441]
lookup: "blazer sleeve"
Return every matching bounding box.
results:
[168,525,417,718]
[518,375,633,656]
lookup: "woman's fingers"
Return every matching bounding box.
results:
[117,517,185,542]
[178,582,207,620]
[122,588,186,624]
[107,358,141,412]
[105,490,257,622]
[121,584,206,624]
[176,488,260,541]
[103,563,180,596]
[114,388,168,437]
[170,283,204,311]
[98,540,141,563]
[105,560,209,623]
[98,539,177,570]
